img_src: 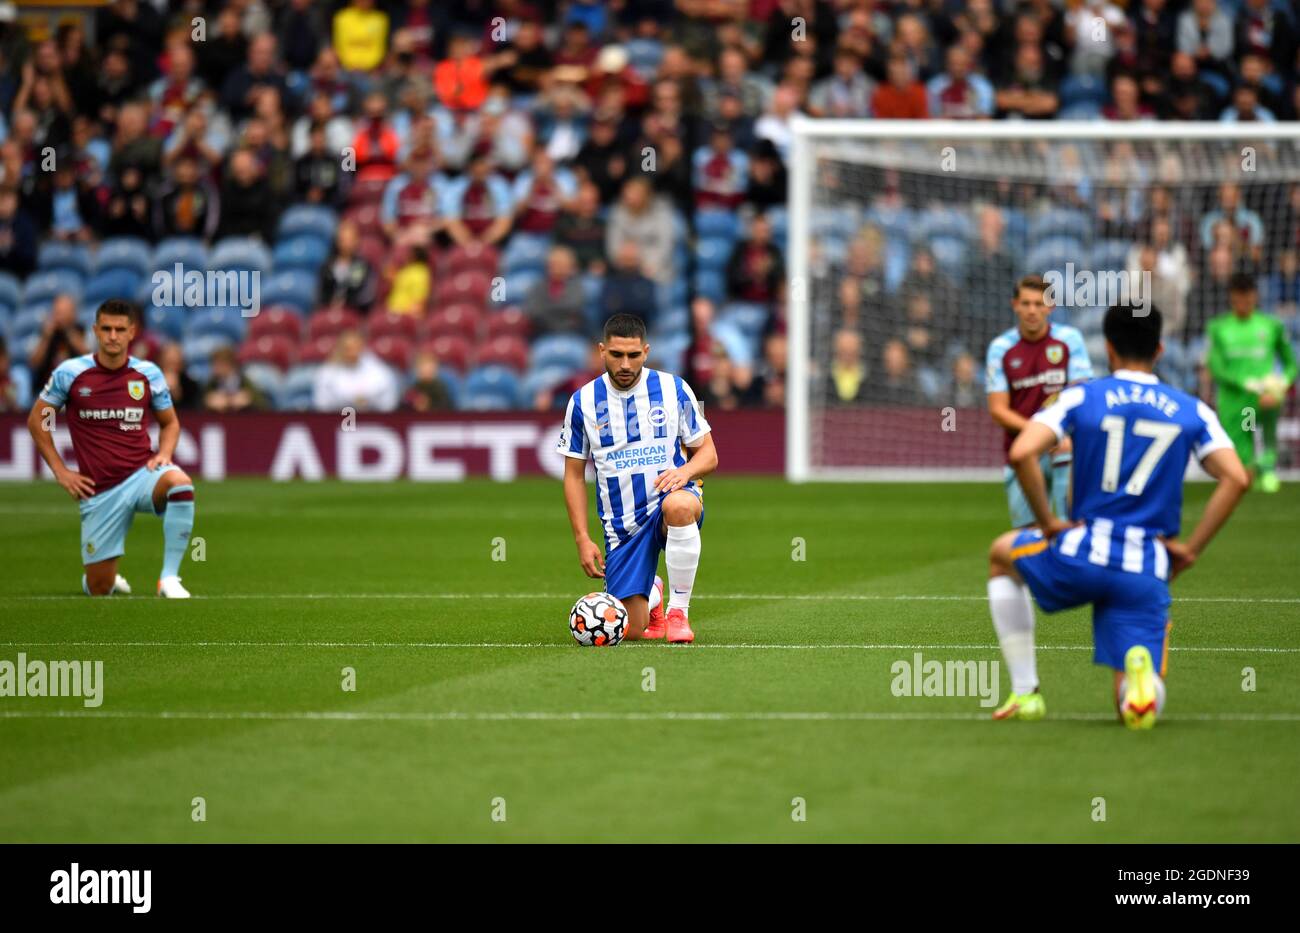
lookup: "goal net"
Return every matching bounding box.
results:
[785,119,1300,481]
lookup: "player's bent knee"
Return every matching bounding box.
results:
[661,492,700,526]
[988,532,1017,575]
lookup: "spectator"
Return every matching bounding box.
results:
[927,45,995,119]
[198,6,248,93]
[606,176,675,285]
[950,351,982,408]
[868,55,930,120]
[203,346,268,412]
[1264,248,1299,318]
[404,350,453,411]
[1103,73,1156,120]
[0,185,37,277]
[511,150,579,237]
[0,335,25,412]
[312,329,399,412]
[102,166,153,240]
[966,206,1018,349]
[147,41,204,140]
[693,123,749,212]
[753,83,803,160]
[351,91,401,184]
[220,33,288,124]
[573,111,630,204]
[1130,216,1192,335]
[217,149,274,241]
[599,241,658,328]
[685,296,719,389]
[1186,244,1236,340]
[826,328,869,405]
[523,246,586,336]
[28,294,86,399]
[333,0,389,74]
[1199,182,1265,258]
[296,121,348,207]
[554,180,608,275]
[44,163,92,242]
[443,149,514,246]
[749,331,788,408]
[109,101,162,180]
[744,139,788,211]
[870,338,925,406]
[1234,0,1297,75]
[154,154,220,241]
[385,245,432,315]
[157,342,200,411]
[381,148,446,247]
[1065,0,1126,77]
[1134,0,1179,96]
[996,43,1060,119]
[809,46,875,119]
[434,29,489,112]
[704,45,772,119]
[1176,0,1234,73]
[319,219,377,311]
[493,19,553,96]
[279,0,328,73]
[726,213,783,307]
[1220,83,1276,122]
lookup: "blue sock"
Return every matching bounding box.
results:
[161,485,195,579]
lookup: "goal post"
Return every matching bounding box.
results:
[785,118,1300,482]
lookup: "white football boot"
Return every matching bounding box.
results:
[157,576,191,599]
[113,574,132,595]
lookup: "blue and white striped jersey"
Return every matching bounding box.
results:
[1031,369,1234,579]
[558,368,711,552]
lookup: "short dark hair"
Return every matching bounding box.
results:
[603,312,647,343]
[1229,271,1257,293]
[1104,302,1163,362]
[95,299,137,325]
[1014,274,1047,297]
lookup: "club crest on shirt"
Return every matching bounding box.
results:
[647,405,668,428]
[1045,345,1064,365]
[127,380,145,401]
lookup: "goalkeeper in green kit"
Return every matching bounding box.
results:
[1205,273,1299,493]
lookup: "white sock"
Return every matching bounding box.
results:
[665,523,701,612]
[1118,674,1167,713]
[648,576,662,613]
[988,576,1038,694]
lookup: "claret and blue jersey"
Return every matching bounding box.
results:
[558,367,711,554]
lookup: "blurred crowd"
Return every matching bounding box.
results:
[0,0,1296,416]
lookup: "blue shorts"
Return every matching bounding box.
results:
[1004,453,1070,528]
[1011,527,1171,673]
[79,464,178,565]
[604,489,704,601]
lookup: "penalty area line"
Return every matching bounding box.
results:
[1,641,1298,653]
[2,709,1300,723]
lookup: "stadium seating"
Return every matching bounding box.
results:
[424,334,473,374]
[462,364,522,410]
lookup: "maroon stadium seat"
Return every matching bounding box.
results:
[368,309,422,342]
[308,306,363,340]
[444,242,500,277]
[299,333,338,364]
[368,334,413,371]
[247,306,303,343]
[345,204,384,239]
[358,235,388,272]
[434,270,492,308]
[423,334,472,374]
[347,177,389,208]
[474,334,529,372]
[427,303,481,341]
[239,334,297,372]
[483,307,530,341]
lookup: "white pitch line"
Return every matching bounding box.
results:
[0,641,1298,653]
[3,593,1300,604]
[1,709,1299,723]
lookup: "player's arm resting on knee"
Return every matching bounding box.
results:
[563,456,603,578]
[1166,447,1250,579]
[987,391,1028,434]
[147,404,180,470]
[26,399,94,499]
[1008,421,1072,536]
[654,433,717,493]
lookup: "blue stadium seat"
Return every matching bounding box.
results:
[1028,209,1093,244]
[1025,237,1085,276]
[1090,238,1132,272]
[710,317,756,367]
[272,234,330,273]
[277,205,338,242]
[241,361,285,404]
[865,205,913,243]
[693,269,726,303]
[812,205,860,241]
[463,364,522,409]
[0,272,21,312]
[142,304,187,342]
[625,37,664,78]
[648,332,689,374]
[94,237,152,278]
[153,236,208,274]
[182,333,235,384]
[185,307,248,344]
[280,365,319,410]
[502,233,551,276]
[1057,101,1102,121]
[655,305,689,336]
[261,269,319,314]
[521,365,577,405]
[530,333,589,372]
[210,237,273,276]
[84,268,143,306]
[718,302,769,338]
[883,239,911,293]
[23,270,80,306]
[38,242,91,278]
[438,368,462,407]
[503,269,542,306]
[928,234,970,277]
[694,209,739,240]
[914,208,974,244]
[1059,74,1107,110]
[695,236,734,272]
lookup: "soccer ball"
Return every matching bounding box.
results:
[569,592,628,646]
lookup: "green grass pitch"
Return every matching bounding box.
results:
[1,477,1297,842]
